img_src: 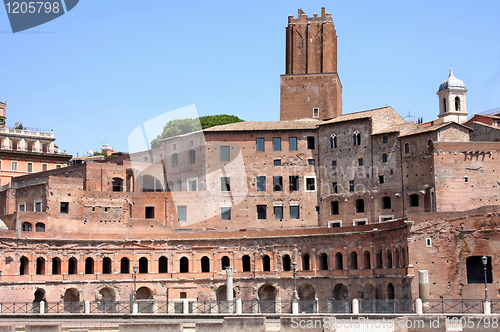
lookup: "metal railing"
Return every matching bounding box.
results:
[423,299,483,314]
[491,300,500,313]
[360,299,414,313]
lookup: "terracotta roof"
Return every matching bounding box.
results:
[318,106,395,125]
[467,121,500,131]
[204,119,320,132]
[399,122,472,137]
[372,122,418,136]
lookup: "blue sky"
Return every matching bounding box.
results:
[1,0,499,156]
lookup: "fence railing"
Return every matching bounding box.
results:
[0,299,495,315]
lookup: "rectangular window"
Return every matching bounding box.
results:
[358,158,363,166]
[383,136,388,143]
[313,108,319,118]
[274,159,281,166]
[171,153,178,167]
[274,206,283,220]
[273,176,283,192]
[27,162,33,173]
[308,159,315,165]
[18,203,26,212]
[35,201,42,212]
[177,206,187,221]
[305,177,316,192]
[188,150,196,164]
[187,178,198,191]
[289,176,299,192]
[257,205,267,220]
[379,175,384,184]
[221,177,230,192]
[331,201,339,215]
[307,136,315,149]
[382,154,388,163]
[332,182,338,194]
[256,176,266,192]
[145,206,155,219]
[273,138,281,151]
[221,207,231,220]
[12,161,17,171]
[289,137,297,151]
[331,160,337,168]
[256,138,265,152]
[349,180,355,192]
[42,163,48,171]
[220,146,230,161]
[60,202,69,214]
[189,140,194,147]
[290,205,300,219]
[328,221,342,228]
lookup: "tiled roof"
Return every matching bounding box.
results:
[372,122,418,136]
[204,119,320,132]
[318,106,394,125]
[399,122,472,137]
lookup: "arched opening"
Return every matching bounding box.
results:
[52,257,61,275]
[443,98,447,112]
[298,284,316,313]
[112,177,123,192]
[20,256,29,275]
[63,288,81,313]
[332,283,348,300]
[394,249,400,268]
[455,96,460,111]
[99,287,116,313]
[102,257,112,274]
[120,257,129,274]
[362,283,375,300]
[216,285,236,312]
[262,255,271,272]
[404,143,410,154]
[21,222,32,232]
[302,253,310,271]
[335,252,343,270]
[136,286,154,313]
[35,222,45,232]
[376,250,383,269]
[141,174,163,192]
[201,256,210,273]
[68,257,77,274]
[350,252,358,270]
[85,257,94,274]
[36,257,45,275]
[387,250,393,268]
[282,254,291,271]
[242,255,251,272]
[330,134,337,149]
[139,257,148,273]
[258,284,276,313]
[353,130,361,146]
[136,287,153,300]
[158,256,168,273]
[388,283,395,299]
[363,251,371,269]
[319,253,328,270]
[34,288,46,302]
[179,257,189,273]
[221,256,230,270]
[401,248,406,267]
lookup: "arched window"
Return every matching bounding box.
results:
[68,257,77,274]
[335,252,343,270]
[221,256,230,270]
[404,143,410,154]
[139,257,148,273]
[364,251,371,269]
[85,257,94,274]
[19,256,29,275]
[350,252,358,270]
[102,257,112,274]
[387,250,393,268]
[22,222,32,232]
[112,177,123,192]
[443,98,447,112]
[158,256,168,273]
[35,223,45,232]
[455,96,460,111]
[401,248,406,267]
[201,256,210,273]
[302,254,310,271]
[353,131,361,146]
[242,255,251,272]
[180,257,189,273]
[120,257,129,274]
[282,254,291,271]
[36,257,45,275]
[394,249,400,268]
[52,257,61,275]
[330,134,337,149]
[262,255,271,271]
[320,253,328,270]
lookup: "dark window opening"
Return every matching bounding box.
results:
[242,255,251,272]
[356,199,365,213]
[332,160,337,168]
[455,96,461,111]
[302,254,310,271]
[364,251,371,269]
[353,131,361,146]
[52,258,61,275]
[262,255,271,271]
[20,256,29,275]
[171,153,178,167]
[22,222,32,232]
[273,176,283,192]
[382,196,391,209]
[36,222,45,232]
[358,158,363,166]
[221,207,231,220]
[410,194,419,207]
[220,146,230,161]
[466,256,492,283]
[306,177,316,191]
[145,206,155,219]
[201,256,210,273]
[383,136,388,143]
[289,176,299,192]
[188,149,196,164]
[307,136,315,149]
[256,176,266,191]
[256,138,265,152]
[308,159,315,165]
[221,177,230,191]
[282,255,291,271]
[159,256,168,273]
[139,257,148,273]
[257,205,267,220]
[289,137,297,151]
[335,253,343,270]
[290,205,300,219]
[274,206,283,220]
[177,206,187,222]
[404,143,410,154]
[221,256,230,270]
[379,175,384,184]
[331,201,339,215]
[382,154,388,163]
[320,253,328,270]
[180,257,189,273]
[376,251,383,269]
[274,159,281,166]
[332,182,338,194]
[85,257,94,274]
[350,252,358,270]
[120,257,130,274]
[102,257,112,274]
[273,137,281,151]
[112,178,123,192]
[349,181,355,192]
[330,135,337,148]
[36,257,45,275]
[68,257,77,275]
[60,202,69,214]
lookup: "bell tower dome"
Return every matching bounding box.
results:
[437,68,468,123]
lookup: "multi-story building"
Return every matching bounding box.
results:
[0,8,498,309]
[0,101,71,188]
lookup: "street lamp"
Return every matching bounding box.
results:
[292,261,298,302]
[133,264,138,302]
[481,255,488,302]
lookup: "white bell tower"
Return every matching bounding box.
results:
[437,68,468,123]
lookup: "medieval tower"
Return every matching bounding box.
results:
[280,8,342,121]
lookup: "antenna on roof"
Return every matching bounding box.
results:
[403,110,419,123]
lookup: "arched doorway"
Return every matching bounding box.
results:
[136,287,154,313]
[63,288,82,313]
[98,287,116,313]
[33,288,46,313]
[216,285,236,313]
[258,284,276,313]
[19,256,29,275]
[298,284,315,313]
[332,283,348,300]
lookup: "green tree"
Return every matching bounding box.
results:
[150,114,244,149]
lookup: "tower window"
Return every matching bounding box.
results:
[455,96,460,111]
[443,98,447,113]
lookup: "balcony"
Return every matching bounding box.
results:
[0,127,54,139]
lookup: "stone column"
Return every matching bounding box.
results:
[419,270,429,313]
[226,267,234,313]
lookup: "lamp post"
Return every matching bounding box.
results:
[292,261,298,302]
[133,265,138,302]
[481,255,488,302]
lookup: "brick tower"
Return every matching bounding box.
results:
[280,8,342,121]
